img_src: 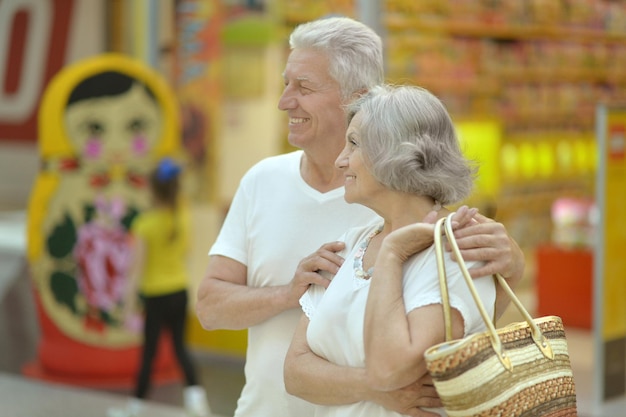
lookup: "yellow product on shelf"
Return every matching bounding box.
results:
[556,140,574,177]
[588,138,598,172]
[454,119,501,198]
[536,140,555,178]
[500,143,519,182]
[518,141,537,179]
[573,138,591,175]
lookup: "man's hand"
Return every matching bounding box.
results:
[446,212,525,319]
[370,374,443,417]
[448,213,523,280]
[286,241,346,306]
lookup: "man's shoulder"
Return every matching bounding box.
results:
[241,150,301,181]
[251,150,301,171]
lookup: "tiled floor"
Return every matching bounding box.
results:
[1,211,625,417]
[0,372,190,417]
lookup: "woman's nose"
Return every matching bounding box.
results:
[335,149,348,169]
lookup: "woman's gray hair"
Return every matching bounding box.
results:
[289,17,384,100]
[347,85,477,205]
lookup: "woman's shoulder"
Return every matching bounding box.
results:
[341,220,383,249]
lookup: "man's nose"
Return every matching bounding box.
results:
[278,88,296,111]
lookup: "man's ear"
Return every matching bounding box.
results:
[351,88,369,101]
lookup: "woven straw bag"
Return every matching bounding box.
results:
[424,213,578,417]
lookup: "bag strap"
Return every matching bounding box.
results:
[434,217,453,342]
[433,213,555,370]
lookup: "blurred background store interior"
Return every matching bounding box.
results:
[1,0,626,416]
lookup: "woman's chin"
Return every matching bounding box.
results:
[343,194,359,205]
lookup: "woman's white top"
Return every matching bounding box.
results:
[301,221,496,417]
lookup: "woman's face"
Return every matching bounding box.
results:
[64,83,162,164]
[335,112,386,206]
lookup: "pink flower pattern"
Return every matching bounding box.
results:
[74,197,132,311]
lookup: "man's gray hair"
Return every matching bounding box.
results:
[289,17,384,100]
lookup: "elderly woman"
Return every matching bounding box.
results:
[284,85,496,417]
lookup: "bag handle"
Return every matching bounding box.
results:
[433,213,554,371]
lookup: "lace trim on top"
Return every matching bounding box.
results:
[353,224,383,280]
[300,293,315,320]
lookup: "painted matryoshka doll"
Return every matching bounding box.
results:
[25,54,182,384]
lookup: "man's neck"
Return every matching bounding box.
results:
[300,152,345,193]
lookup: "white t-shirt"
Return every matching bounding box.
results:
[209,151,378,417]
[300,222,496,417]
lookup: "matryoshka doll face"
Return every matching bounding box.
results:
[64,82,162,166]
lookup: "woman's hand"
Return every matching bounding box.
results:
[369,374,443,417]
[381,206,478,263]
